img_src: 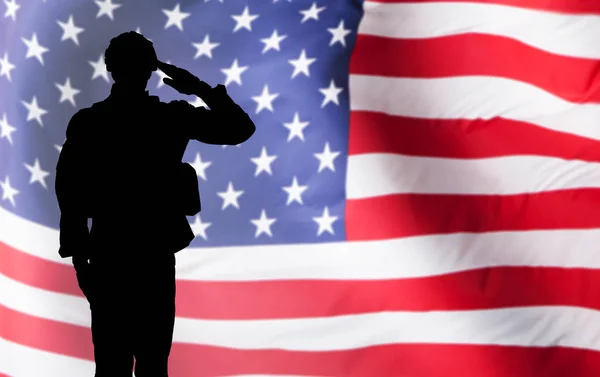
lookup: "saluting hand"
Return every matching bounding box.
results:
[157,60,211,95]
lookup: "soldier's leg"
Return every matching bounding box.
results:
[133,254,177,377]
[89,258,135,377]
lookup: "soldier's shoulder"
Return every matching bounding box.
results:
[71,105,94,119]
[144,94,193,108]
[65,102,104,138]
[166,98,196,109]
[66,107,89,130]
[70,101,107,120]
[142,95,174,109]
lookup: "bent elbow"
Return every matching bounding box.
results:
[227,116,256,145]
[239,120,256,144]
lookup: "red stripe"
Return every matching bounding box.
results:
[0,304,92,361]
[170,344,600,377]
[350,34,600,103]
[2,304,600,377]
[367,0,600,14]
[176,267,600,318]
[0,241,80,296]
[3,243,600,319]
[346,189,600,241]
[348,111,600,160]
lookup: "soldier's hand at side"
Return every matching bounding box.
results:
[157,60,211,95]
[72,254,90,271]
[73,254,93,301]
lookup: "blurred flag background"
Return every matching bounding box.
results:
[2,0,600,376]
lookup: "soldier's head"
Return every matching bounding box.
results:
[104,31,158,91]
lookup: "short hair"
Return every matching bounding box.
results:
[104,31,158,73]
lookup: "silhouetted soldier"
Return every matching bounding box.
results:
[55,31,255,377]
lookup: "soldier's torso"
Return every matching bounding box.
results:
[81,96,194,251]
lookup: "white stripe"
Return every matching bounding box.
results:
[175,230,600,281]
[346,153,600,199]
[3,207,600,281]
[3,270,600,352]
[360,1,600,59]
[0,337,93,377]
[174,306,600,351]
[350,74,600,141]
[0,272,91,326]
[0,206,69,265]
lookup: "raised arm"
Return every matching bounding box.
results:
[157,60,256,146]
[171,84,256,145]
[55,110,91,259]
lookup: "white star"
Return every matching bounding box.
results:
[0,176,19,207]
[154,59,171,88]
[163,3,190,31]
[300,2,325,23]
[314,142,340,173]
[189,152,211,181]
[57,14,84,45]
[192,35,219,59]
[94,0,121,20]
[24,158,50,189]
[250,209,276,238]
[319,79,343,107]
[0,113,16,145]
[0,52,15,82]
[89,54,110,82]
[221,59,248,86]
[188,96,208,108]
[283,112,309,142]
[21,33,49,66]
[232,6,259,32]
[260,29,286,54]
[217,181,243,210]
[327,19,351,47]
[55,77,80,107]
[189,215,211,240]
[282,176,308,205]
[3,0,19,21]
[251,85,279,114]
[21,96,47,127]
[250,146,277,176]
[288,49,316,78]
[313,207,338,236]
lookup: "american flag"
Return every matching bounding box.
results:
[2,0,600,375]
